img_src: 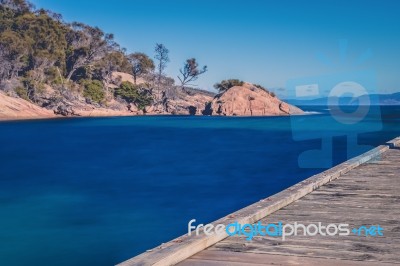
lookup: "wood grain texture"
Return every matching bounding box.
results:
[183,148,400,265]
[118,137,400,266]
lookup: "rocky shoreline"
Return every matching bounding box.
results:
[1,73,303,121]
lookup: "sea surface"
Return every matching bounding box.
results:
[0,105,399,265]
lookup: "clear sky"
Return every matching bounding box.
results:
[30,0,400,96]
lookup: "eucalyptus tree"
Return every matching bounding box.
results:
[65,23,116,82]
[128,52,155,84]
[177,58,207,88]
[154,43,169,85]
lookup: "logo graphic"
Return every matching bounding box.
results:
[188,219,384,241]
[287,40,382,168]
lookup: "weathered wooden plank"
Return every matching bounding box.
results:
[210,234,400,262]
[214,233,400,249]
[313,185,400,193]
[266,209,400,223]
[285,198,400,208]
[211,238,400,252]
[178,259,268,266]
[209,242,400,263]
[290,194,400,203]
[212,234,400,249]
[178,250,387,266]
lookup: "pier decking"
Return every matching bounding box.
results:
[118,137,400,266]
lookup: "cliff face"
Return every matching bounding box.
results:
[210,83,303,116]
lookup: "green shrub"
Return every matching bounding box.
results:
[45,67,63,85]
[214,79,244,92]
[15,86,30,101]
[22,71,46,96]
[253,84,269,93]
[114,81,152,110]
[82,79,105,103]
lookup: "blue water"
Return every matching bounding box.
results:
[0,106,399,265]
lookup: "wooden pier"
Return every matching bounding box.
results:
[118,137,400,266]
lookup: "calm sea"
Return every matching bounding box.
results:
[0,106,399,265]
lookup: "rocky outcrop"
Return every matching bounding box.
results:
[108,72,215,115]
[161,87,215,115]
[210,83,303,116]
[54,102,77,116]
[0,91,56,120]
[53,98,138,117]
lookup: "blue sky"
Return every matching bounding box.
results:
[31,0,400,96]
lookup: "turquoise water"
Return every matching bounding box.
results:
[0,106,399,265]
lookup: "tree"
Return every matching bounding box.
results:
[214,79,244,92]
[114,81,153,110]
[65,23,115,82]
[0,0,34,13]
[154,43,169,85]
[0,5,71,95]
[13,10,69,98]
[81,79,105,103]
[0,30,28,81]
[95,50,131,84]
[128,52,155,84]
[0,46,14,83]
[177,58,207,88]
[0,0,179,113]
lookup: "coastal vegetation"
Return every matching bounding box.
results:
[154,43,169,86]
[81,79,105,104]
[177,58,207,88]
[114,81,152,111]
[0,0,294,118]
[214,79,244,92]
[253,84,276,97]
[128,52,154,85]
[0,0,208,113]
